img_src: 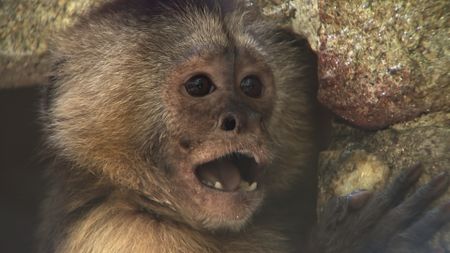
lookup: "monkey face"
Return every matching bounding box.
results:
[48,0,316,233]
[159,48,276,230]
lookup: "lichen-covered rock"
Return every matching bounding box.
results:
[318,112,450,249]
[0,0,105,88]
[317,0,450,129]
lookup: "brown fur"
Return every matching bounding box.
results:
[38,0,318,252]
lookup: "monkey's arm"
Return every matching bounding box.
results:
[309,165,450,253]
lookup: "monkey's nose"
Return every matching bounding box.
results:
[219,113,239,132]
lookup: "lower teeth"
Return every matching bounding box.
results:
[248,182,257,191]
[202,180,258,191]
[240,181,258,191]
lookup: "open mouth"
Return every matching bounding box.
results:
[195,152,262,192]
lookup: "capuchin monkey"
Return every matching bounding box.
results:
[38,0,450,252]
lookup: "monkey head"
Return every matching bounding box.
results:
[46,0,317,232]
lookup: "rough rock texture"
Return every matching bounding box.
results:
[309,1,450,248]
[0,0,105,88]
[317,0,450,129]
[318,112,450,249]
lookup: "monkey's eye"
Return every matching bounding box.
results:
[184,75,215,97]
[240,75,263,98]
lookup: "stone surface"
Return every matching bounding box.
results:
[0,0,105,88]
[317,0,450,129]
[290,0,320,51]
[318,112,450,249]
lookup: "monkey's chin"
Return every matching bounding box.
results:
[183,184,266,232]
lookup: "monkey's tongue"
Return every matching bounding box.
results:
[196,159,241,191]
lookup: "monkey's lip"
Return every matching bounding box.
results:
[194,152,262,192]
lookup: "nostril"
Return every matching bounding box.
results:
[221,115,237,131]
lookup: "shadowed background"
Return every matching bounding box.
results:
[0,87,44,253]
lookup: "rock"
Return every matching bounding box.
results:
[318,112,450,250]
[290,0,320,51]
[316,0,450,129]
[0,0,105,88]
